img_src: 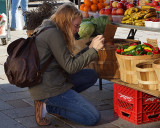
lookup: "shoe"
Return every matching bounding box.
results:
[10,28,16,31]
[23,26,27,30]
[34,100,51,126]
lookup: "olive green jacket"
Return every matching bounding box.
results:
[28,20,98,100]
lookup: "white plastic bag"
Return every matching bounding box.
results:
[0,13,7,35]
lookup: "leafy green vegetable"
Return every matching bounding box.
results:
[91,15,111,35]
[81,16,94,23]
[78,21,95,39]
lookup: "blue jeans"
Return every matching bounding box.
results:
[41,69,100,126]
[11,0,28,29]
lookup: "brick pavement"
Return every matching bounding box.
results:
[0,27,160,128]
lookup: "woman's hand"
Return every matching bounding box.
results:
[89,35,105,51]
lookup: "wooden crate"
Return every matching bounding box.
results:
[75,38,141,80]
[147,38,158,47]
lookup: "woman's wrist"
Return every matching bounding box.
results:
[92,47,98,53]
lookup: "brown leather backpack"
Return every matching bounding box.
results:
[4,27,53,88]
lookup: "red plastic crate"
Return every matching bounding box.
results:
[114,83,160,125]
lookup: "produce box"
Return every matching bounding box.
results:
[112,15,124,23]
[114,83,160,125]
[116,43,160,84]
[75,24,141,80]
[147,38,158,47]
[136,61,159,90]
[153,59,160,91]
[97,38,141,80]
[88,11,99,18]
[116,53,160,84]
[74,38,141,80]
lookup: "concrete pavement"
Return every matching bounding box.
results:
[0,27,160,128]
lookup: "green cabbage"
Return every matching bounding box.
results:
[78,21,95,39]
[91,15,111,35]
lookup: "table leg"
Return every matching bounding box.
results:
[99,78,102,90]
[127,29,137,39]
[78,0,81,9]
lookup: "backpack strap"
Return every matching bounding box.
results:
[34,27,54,74]
[32,27,54,37]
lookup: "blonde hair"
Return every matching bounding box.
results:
[50,3,83,53]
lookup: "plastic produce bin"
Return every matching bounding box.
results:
[114,83,160,125]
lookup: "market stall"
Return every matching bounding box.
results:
[25,0,160,124]
[76,0,160,124]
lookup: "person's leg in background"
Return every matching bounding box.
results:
[11,0,21,30]
[20,0,28,29]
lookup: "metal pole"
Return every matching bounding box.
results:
[99,78,102,90]
[78,0,81,9]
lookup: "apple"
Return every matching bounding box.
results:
[105,6,112,11]
[112,1,118,8]
[127,3,134,9]
[145,18,153,21]
[105,6,110,9]
[124,2,130,9]
[124,2,130,6]
[152,18,160,22]
[112,8,117,15]
[152,1,159,7]
[120,0,126,4]
[110,0,114,7]
[99,8,106,14]
[117,2,124,8]
[104,8,112,15]
[116,8,124,15]
[155,6,160,11]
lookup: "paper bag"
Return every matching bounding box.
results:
[103,24,118,45]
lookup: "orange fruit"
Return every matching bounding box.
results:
[80,4,85,11]
[97,3,104,10]
[103,1,108,7]
[92,0,98,4]
[98,0,103,3]
[84,6,91,12]
[84,0,92,7]
[91,4,98,12]
[84,0,88,4]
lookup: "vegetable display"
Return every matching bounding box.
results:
[91,15,111,35]
[78,15,111,39]
[116,43,160,56]
[78,21,95,39]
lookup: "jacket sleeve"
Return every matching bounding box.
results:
[75,46,89,57]
[44,28,98,74]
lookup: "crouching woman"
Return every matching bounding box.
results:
[28,3,105,126]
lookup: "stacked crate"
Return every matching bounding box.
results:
[114,83,160,124]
